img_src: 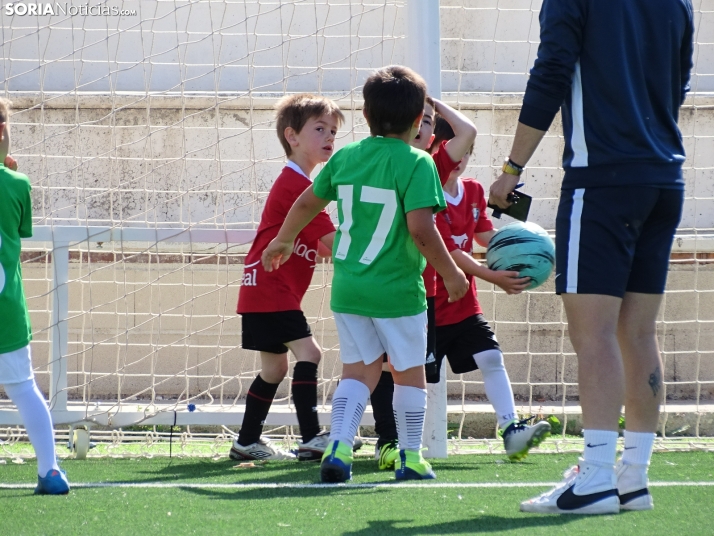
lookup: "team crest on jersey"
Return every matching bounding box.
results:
[472,204,480,221]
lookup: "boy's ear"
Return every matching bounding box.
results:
[413,111,424,129]
[362,108,369,123]
[284,126,299,149]
[0,122,6,140]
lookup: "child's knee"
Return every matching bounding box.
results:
[288,338,322,365]
[473,349,505,372]
[3,378,36,399]
[260,356,289,383]
[296,345,322,365]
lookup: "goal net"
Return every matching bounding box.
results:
[0,0,712,457]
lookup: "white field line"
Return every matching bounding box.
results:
[1,481,713,490]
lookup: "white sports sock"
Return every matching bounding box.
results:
[329,379,369,448]
[621,431,656,466]
[392,384,427,451]
[4,379,60,476]
[473,350,517,428]
[582,429,618,467]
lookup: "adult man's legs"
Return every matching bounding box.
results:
[565,294,624,432]
[521,293,621,514]
[616,292,664,510]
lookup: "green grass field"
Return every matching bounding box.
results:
[0,451,712,535]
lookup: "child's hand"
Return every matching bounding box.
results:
[4,155,18,171]
[261,238,294,272]
[491,270,530,295]
[444,269,469,303]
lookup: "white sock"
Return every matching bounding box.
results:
[329,379,369,448]
[393,384,427,451]
[582,429,618,467]
[621,431,656,466]
[4,379,60,477]
[473,350,517,428]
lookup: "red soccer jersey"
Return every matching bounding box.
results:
[237,164,335,314]
[434,178,494,326]
[422,140,460,298]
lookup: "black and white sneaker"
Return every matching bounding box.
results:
[296,431,330,461]
[617,460,653,511]
[521,458,619,514]
[229,436,296,461]
[502,418,551,461]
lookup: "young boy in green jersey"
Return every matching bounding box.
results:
[262,65,469,482]
[0,98,70,494]
[368,95,478,471]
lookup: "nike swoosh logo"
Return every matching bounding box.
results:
[556,484,618,511]
[555,273,561,279]
[586,443,607,448]
[623,446,637,450]
[619,488,649,505]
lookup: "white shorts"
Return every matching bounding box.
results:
[0,345,34,385]
[334,311,427,372]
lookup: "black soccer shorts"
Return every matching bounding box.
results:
[240,310,312,354]
[430,314,500,380]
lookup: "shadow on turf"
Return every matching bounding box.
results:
[339,516,577,534]
[136,458,329,483]
[127,459,491,484]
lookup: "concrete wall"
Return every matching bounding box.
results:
[8,94,714,232]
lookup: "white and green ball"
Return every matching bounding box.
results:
[486,222,555,290]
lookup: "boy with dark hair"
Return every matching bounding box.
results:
[0,98,70,494]
[369,96,477,471]
[430,121,551,460]
[233,93,344,461]
[262,65,469,483]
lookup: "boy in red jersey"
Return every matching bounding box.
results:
[431,117,551,460]
[368,96,477,471]
[232,94,343,461]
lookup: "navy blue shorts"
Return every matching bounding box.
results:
[555,186,683,297]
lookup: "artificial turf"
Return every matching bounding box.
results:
[0,451,711,535]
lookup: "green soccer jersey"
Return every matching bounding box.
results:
[0,165,33,354]
[313,136,446,318]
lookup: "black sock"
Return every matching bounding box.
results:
[238,375,280,446]
[371,371,397,447]
[292,361,320,443]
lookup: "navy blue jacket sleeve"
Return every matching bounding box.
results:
[680,3,694,105]
[519,0,587,131]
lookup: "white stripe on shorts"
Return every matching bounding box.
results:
[566,188,585,294]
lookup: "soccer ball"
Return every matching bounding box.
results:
[486,222,555,290]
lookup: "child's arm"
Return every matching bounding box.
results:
[449,248,530,295]
[407,207,469,303]
[317,231,336,258]
[433,98,477,162]
[262,187,330,271]
[462,230,529,294]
